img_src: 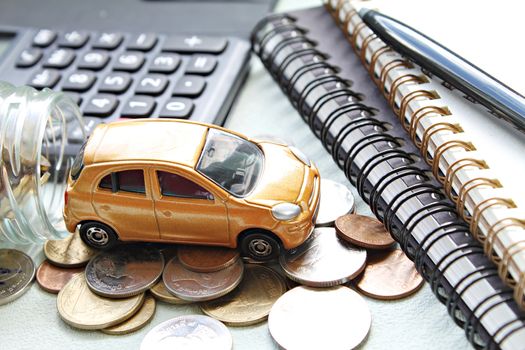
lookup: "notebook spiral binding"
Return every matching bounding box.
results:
[326,0,525,310]
[251,10,525,349]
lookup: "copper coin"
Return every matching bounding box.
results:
[335,214,395,250]
[36,260,83,294]
[150,280,192,305]
[355,249,424,300]
[177,246,240,273]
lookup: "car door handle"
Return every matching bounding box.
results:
[100,205,110,211]
[163,211,172,217]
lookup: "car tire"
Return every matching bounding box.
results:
[240,231,280,261]
[79,221,119,250]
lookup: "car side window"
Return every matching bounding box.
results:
[157,171,213,200]
[98,170,146,194]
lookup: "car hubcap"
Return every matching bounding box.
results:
[86,227,109,246]
[249,238,272,257]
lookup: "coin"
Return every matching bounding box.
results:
[163,257,244,302]
[279,227,366,287]
[316,179,356,226]
[150,280,192,305]
[36,260,83,294]
[355,249,424,300]
[57,273,145,330]
[102,295,156,335]
[201,265,286,326]
[140,315,232,350]
[268,286,371,350]
[0,249,35,305]
[44,231,96,267]
[335,214,395,249]
[177,245,240,273]
[85,245,164,298]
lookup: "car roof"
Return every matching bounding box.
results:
[83,119,209,167]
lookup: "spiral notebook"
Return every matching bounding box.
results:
[251,6,525,350]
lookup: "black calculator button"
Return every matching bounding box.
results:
[33,29,57,48]
[43,49,75,69]
[62,71,96,92]
[185,55,217,75]
[78,51,110,70]
[163,35,227,54]
[58,31,89,48]
[127,33,158,51]
[135,74,168,95]
[92,33,123,50]
[99,72,132,94]
[149,54,181,74]
[28,69,60,89]
[83,94,118,117]
[16,48,43,68]
[65,92,82,106]
[113,52,145,72]
[172,76,206,97]
[121,96,156,117]
[159,98,194,119]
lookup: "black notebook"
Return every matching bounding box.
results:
[251,6,525,350]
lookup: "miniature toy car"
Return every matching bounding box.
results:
[63,119,320,260]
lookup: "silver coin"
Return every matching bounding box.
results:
[279,227,366,287]
[0,249,35,305]
[85,245,164,298]
[316,179,355,226]
[140,315,232,350]
[163,257,244,302]
[269,286,371,350]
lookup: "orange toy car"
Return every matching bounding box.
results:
[63,119,320,260]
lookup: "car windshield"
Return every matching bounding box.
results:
[196,129,264,197]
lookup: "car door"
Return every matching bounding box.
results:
[150,167,229,244]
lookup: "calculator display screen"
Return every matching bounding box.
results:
[0,35,13,56]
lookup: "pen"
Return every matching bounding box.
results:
[359,8,525,133]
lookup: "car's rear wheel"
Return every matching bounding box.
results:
[79,221,119,250]
[240,231,280,261]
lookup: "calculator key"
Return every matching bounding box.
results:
[135,74,168,95]
[113,52,145,72]
[172,76,206,97]
[121,96,156,118]
[28,69,60,89]
[185,55,217,75]
[83,94,118,117]
[64,92,82,106]
[62,71,96,92]
[43,49,75,69]
[99,72,132,94]
[149,54,181,74]
[78,51,110,70]
[16,48,43,68]
[127,33,158,51]
[159,98,194,119]
[33,29,57,47]
[93,32,123,50]
[163,35,227,54]
[58,31,89,48]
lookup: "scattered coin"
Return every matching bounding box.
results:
[44,231,96,267]
[163,257,244,302]
[355,249,424,300]
[335,214,395,249]
[36,260,83,294]
[268,286,371,350]
[279,227,366,287]
[85,245,164,298]
[0,249,35,305]
[57,273,145,330]
[150,280,193,305]
[102,295,156,335]
[177,245,240,273]
[201,265,286,326]
[316,179,356,226]
[140,315,232,350]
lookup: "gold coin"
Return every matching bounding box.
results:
[201,265,286,326]
[57,274,144,330]
[150,280,192,305]
[44,231,96,267]
[102,295,156,335]
[177,245,240,273]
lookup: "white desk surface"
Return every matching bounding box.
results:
[0,1,472,349]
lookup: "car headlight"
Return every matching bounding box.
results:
[272,203,302,221]
[289,146,311,166]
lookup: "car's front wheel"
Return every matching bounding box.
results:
[240,231,280,261]
[79,221,119,250]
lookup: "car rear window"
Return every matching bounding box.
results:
[97,170,145,194]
